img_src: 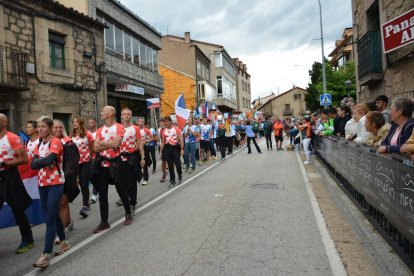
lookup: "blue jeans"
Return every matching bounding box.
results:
[184,142,197,170]
[39,184,65,254]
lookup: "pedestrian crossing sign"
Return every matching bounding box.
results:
[319,93,332,106]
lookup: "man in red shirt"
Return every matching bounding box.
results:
[93,106,132,232]
[273,118,284,150]
[0,113,34,254]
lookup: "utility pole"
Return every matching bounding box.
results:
[317,0,327,94]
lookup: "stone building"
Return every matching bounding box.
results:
[233,58,251,113]
[352,0,414,103]
[159,33,213,117]
[251,94,275,113]
[258,87,307,119]
[0,0,106,132]
[57,0,164,124]
[329,28,354,69]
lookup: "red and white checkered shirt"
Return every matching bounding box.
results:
[139,128,152,143]
[120,125,141,161]
[0,131,23,171]
[96,123,125,167]
[26,138,39,161]
[72,133,94,164]
[34,137,64,187]
[88,131,97,159]
[162,126,182,146]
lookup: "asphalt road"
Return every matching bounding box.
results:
[3,139,343,275]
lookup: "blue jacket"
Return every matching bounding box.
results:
[380,118,414,153]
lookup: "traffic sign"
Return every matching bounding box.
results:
[320,93,332,106]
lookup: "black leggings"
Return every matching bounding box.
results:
[164,144,182,181]
[216,136,226,159]
[79,161,92,207]
[247,137,261,153]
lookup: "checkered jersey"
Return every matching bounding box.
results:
[88,131,97,159]
[163,126,182,146]
[139,128,152,143]
[0,132,23,171]
[96,123,125,167]
[26,138,39,161]
[120,125,141,161]
[34,137,64,187]
[72,133,94,164]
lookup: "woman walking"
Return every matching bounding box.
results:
[31,118,70,267]
[245,120,262,154]
[71,116,94,218]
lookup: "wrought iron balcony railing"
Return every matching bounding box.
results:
[0,46,28,91]
[357,31,383,86]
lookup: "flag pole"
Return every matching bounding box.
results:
[153,108,158,130]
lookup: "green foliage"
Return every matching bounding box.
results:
[305,60,356,110]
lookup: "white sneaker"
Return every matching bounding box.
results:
[90,194,98,204]
[303,160,311,165]
[142,180,148,185]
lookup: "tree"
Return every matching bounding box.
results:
[305,60,356,111]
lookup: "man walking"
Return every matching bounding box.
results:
[136,118,153,185]
[273,118,284,150]
[263,117,273,150]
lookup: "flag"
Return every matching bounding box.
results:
[204,101,209,116]
[0,164,45,228]
[175,94,190,130]
[225,113,231,134]
[146,98,160,109]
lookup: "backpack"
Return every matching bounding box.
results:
[38,138,80,179]
[217,124,226,137]
[252,122,260,133]
[266,121,273,133]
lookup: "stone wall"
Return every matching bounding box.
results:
[0,0,105,131]
[353,0,414,103]
[160,65,196,117]
[259,88,306,119]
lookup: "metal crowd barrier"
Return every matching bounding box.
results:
[315,137,414,264]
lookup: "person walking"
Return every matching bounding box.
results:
[199,117,212,165]
[216,116,227,160]
[145,122,157,174]
[0,114,34,254]
[161,116,184,188]
[93,106,133,232]
[245,120,262,154]
[298,117,312,164]
[183,117,199,174]
[31,117,70,267]
[71,116,94,218]
[263,117,273,150]
[136,118,153,185]
[273,118,284,150]
[157,119,168,183]
[87,118,99,203]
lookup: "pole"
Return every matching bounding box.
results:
[318,0,327,94]
[153,108,158,130]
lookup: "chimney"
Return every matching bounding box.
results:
[184,32,191,43]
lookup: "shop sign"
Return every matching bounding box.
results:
[381,7,414,53]
[115,83,144,95]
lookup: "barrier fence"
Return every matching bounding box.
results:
[316,137,414,261]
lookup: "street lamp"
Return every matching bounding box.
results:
[345,80,352,99]
[317,0,327,94]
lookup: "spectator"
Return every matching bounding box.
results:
[345,105,358,140]
[336,106,352,137]
[364,111,391,147]
[321,110,334,136]
[375,95,391,124]
[401,130,414,159]
[348,104,370,145]
[378,98,414,154]
[366,102,377,112]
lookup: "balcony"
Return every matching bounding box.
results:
[283,109,293,116]
[0,46,29,92]
[357,31,383,87]
[215,94,238,111]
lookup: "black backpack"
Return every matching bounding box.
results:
[38,138,80,179]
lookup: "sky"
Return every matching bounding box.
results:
[120,0,353,100]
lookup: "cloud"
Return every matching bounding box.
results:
[120,0,352,99]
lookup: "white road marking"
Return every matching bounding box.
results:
[295,151,347,276]
[25,146,244,275]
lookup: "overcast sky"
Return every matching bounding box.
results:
[121,0,353,100]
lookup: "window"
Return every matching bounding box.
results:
[124,33,132,62]
[105,24,114,49]
[49,32,65,70]
[146,45,153,70]
[285,104,290,111]
[133,38,140,64]
[140,43,147,67]
[196,61,201,76]
[217,76,222,96]
[198,83,205,99]
[206,68,210,82]
[215,52,222,67]
[114,25,123,52]
[242,81,244,91]
[294,94,302,100]
[153,49,158,72]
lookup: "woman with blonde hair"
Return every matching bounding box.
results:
[347,103,370,145]
[71,116,94,218]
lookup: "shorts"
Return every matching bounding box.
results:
[275,135,283,142]
[200,140,210,151]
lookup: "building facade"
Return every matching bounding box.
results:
[159,33,213,117]
[0,0,106,132]
[258,87,307,119]
[352,0,414,103]
[233,58,251,113]
[329,27,354,69]
[57,0,164,124]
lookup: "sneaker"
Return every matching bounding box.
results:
[205,161,209,165]
[33,253,49,268]
[178,175,182,184]
[142,180,148,185]
[54,237,60,245]
[54,240,70,256]
[15,241,34,254]
[130,205,136,216]
[279,147,284,150]
[125,214,133,225]
[221,157,225,161]
[198,161,203,166]
[93,222,110,233]
[90,194,98,204]
[79,206,90,218]
[168,181,176,188]
[303,160,311,165]
[188,168,193,174]
[152,170,156,174]
[65,220,74,233]
[116,198,123,206]
[160,174,167,182]
[184,167,189,172]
